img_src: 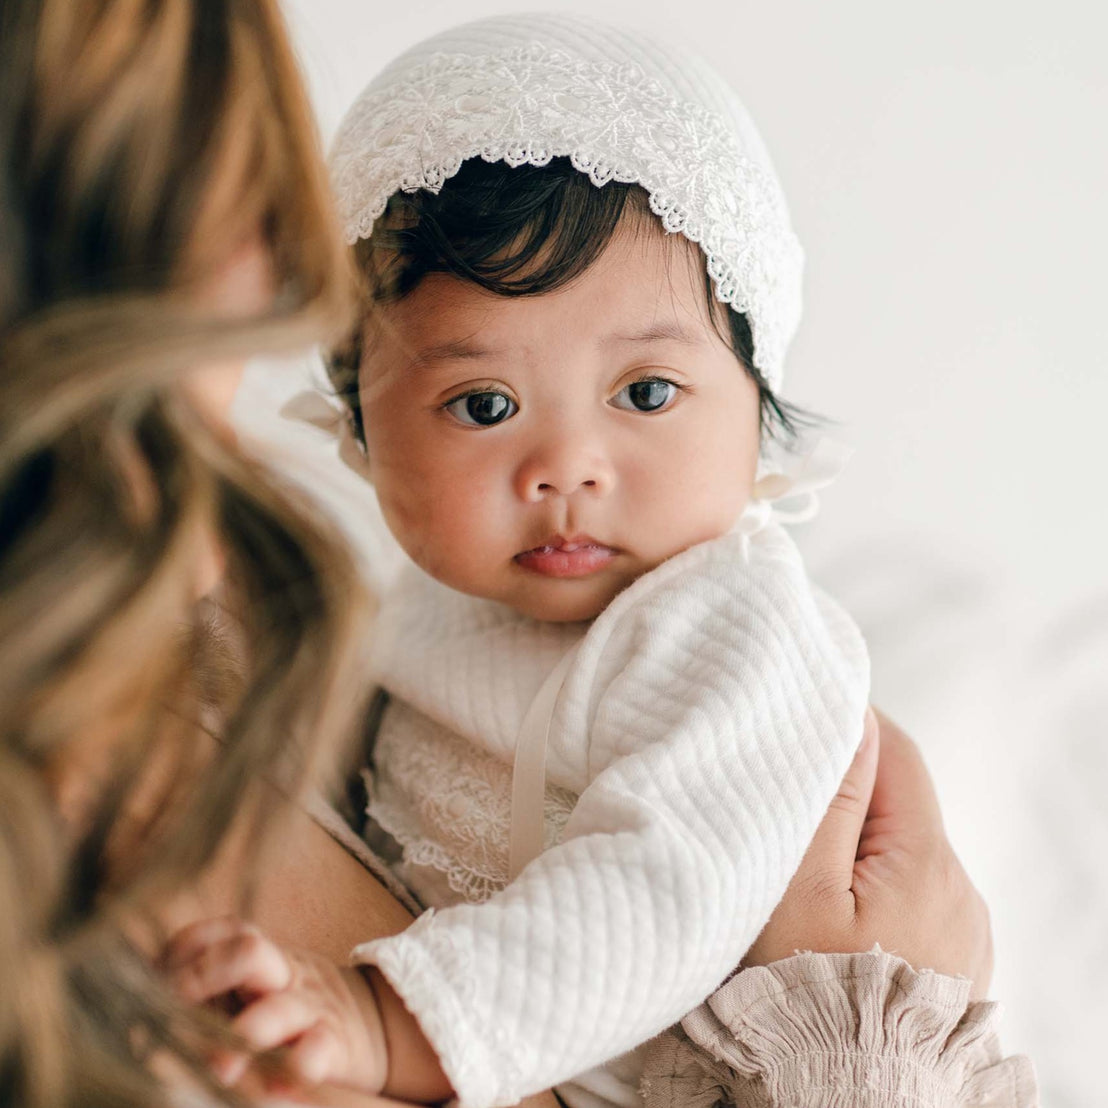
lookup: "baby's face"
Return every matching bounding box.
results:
[359,222,761,622]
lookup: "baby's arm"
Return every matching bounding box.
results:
[163,916,451,1102]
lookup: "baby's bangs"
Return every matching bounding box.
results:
[368,158,651,301]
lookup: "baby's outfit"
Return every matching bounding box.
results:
[324,13,872,1108]
[351,520,870,1108]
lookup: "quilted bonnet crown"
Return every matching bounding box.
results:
[330,12,803,389]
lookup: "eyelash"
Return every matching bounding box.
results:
[438,384,512,409]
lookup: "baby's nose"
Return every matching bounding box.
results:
[514,444,615,502]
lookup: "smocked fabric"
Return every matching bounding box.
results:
[642,949,1039,1108]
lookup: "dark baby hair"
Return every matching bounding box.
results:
[328,157,807,442]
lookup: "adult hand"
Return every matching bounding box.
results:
[745,709,993,999]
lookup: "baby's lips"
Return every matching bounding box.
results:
[514,542,617,578]
[517,533,613,556]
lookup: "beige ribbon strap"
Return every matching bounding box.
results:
[508,644,580,881]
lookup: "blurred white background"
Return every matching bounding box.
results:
[239,2,1108,1103]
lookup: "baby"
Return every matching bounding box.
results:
[173,14,870,1107]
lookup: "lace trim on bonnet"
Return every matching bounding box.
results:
[329,15,804,389]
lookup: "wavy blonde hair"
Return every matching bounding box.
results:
[0,2,368,1104]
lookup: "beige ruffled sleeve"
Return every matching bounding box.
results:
[641,949,1038,1108]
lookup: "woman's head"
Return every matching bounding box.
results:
[1,1,363,1104]
[7,0,357,412]
[6,0,346,311]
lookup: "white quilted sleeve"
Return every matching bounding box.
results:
[352,528,870,1108]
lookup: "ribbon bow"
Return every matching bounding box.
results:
[281,390,373,481]
[735,438,853,540]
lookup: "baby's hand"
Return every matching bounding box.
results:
[163,917,388,1094]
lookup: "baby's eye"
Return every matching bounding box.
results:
[444,391,519,427]
[611,378,679,413]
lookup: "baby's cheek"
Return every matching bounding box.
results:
[384,486,491,592]
[654,452,755,552]
[372,476,436,567]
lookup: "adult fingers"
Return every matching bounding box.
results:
[865,709,945,837]
[742,710,880,965]
[791,707,880,897]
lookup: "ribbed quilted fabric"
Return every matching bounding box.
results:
[351,524,870,1108]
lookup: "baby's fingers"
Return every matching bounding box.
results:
[166,922,291,1005]
[208,1046,251,1089]
[231,990,321,1055]
[163,917,248,969]
[286,1021,344,1087]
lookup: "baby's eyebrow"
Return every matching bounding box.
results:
[603,321,703,346]
[404,339,496,372]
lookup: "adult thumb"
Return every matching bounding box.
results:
[793,707,880,896]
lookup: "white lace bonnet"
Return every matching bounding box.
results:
[329,12,804,391]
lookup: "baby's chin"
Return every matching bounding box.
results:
[399,542,628,621]
[483,573,626,624]
[410,558,613,623]
[506,588,611,624]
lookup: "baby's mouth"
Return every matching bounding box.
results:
[514,535,618,579]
